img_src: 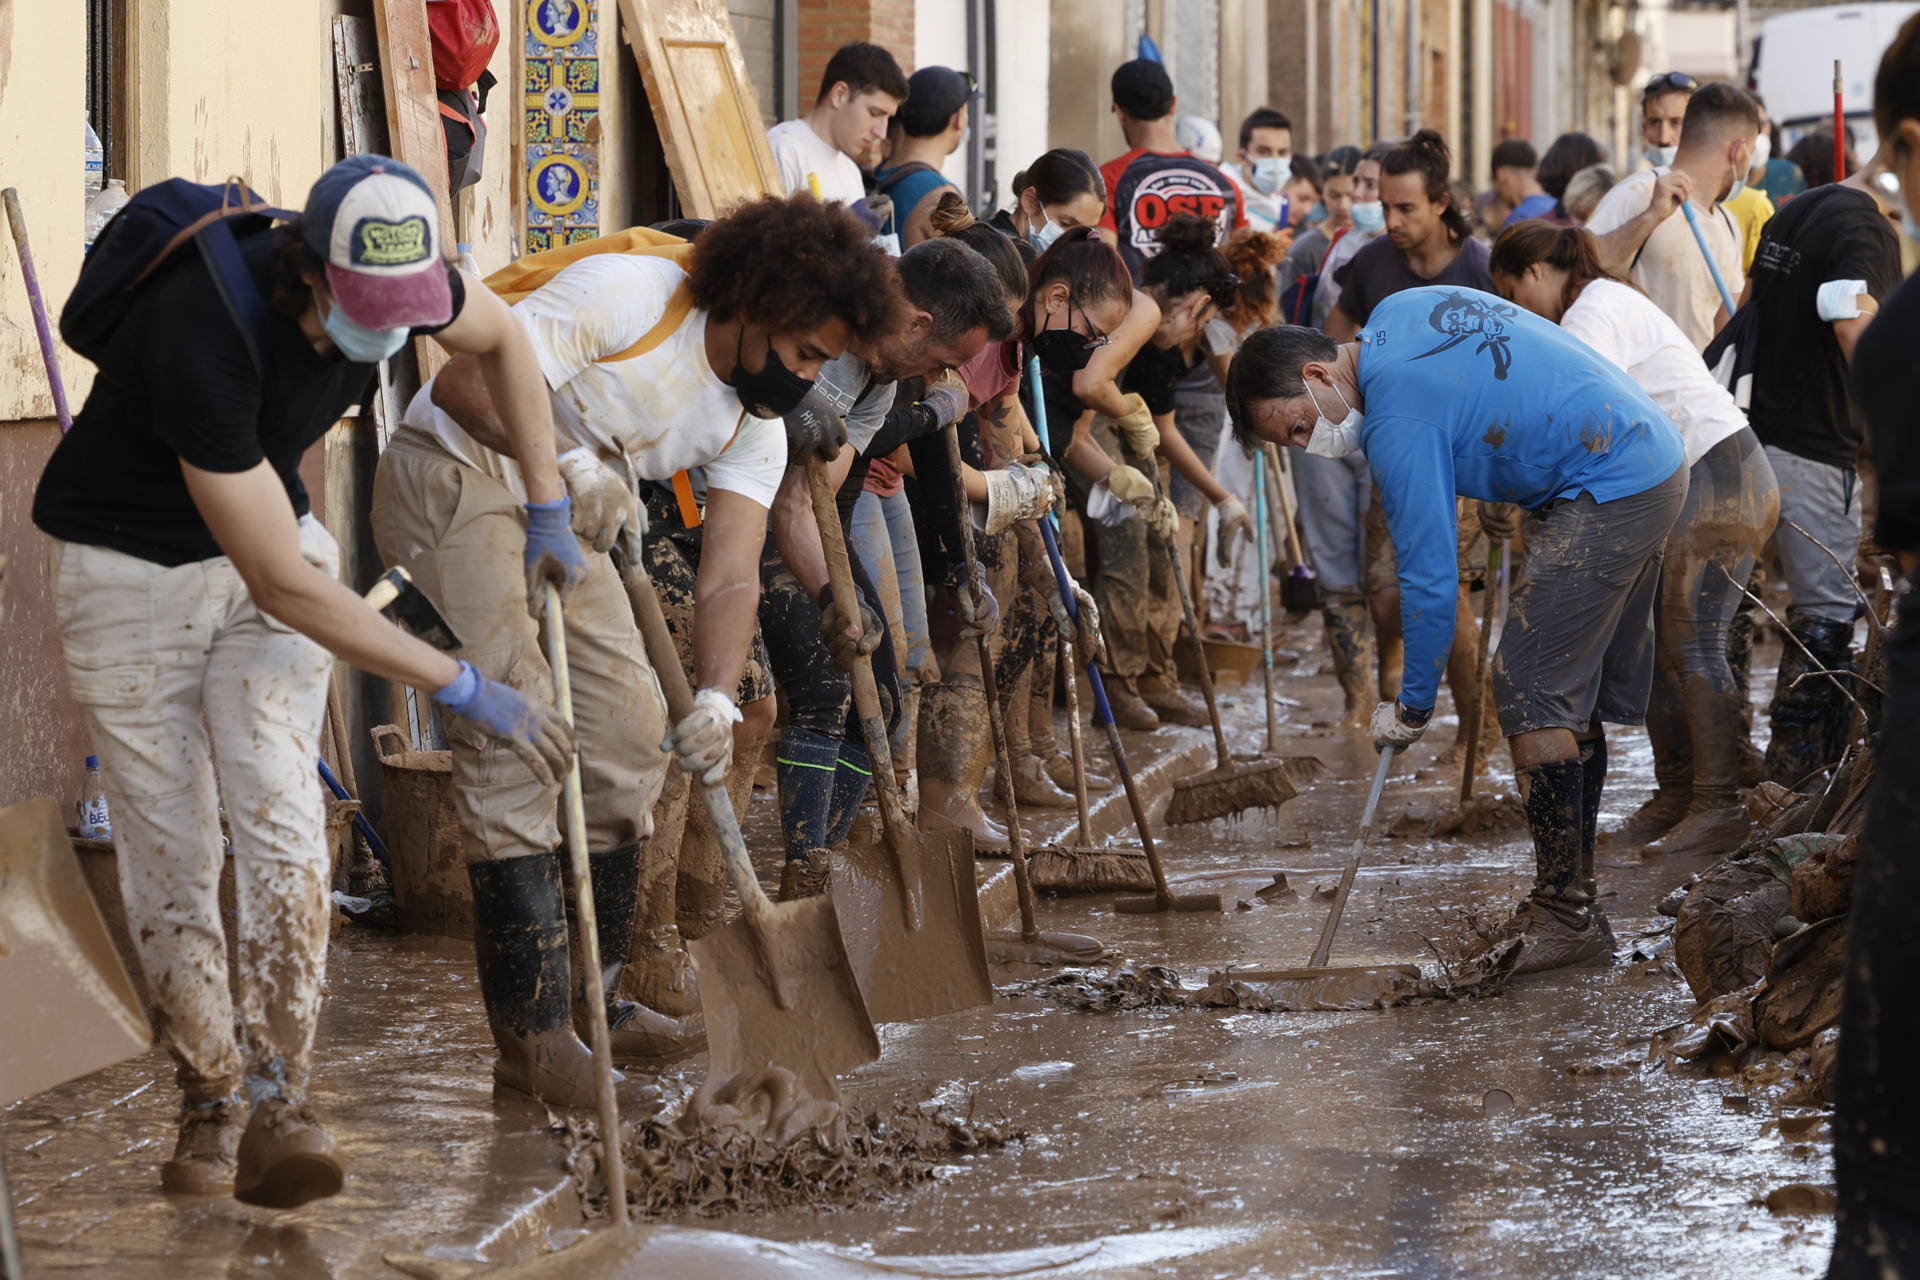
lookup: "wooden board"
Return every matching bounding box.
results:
[332,15,391,161]
[369,0,455,378]
[616,0,783,219]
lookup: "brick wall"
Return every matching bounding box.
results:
[796,0,917,105]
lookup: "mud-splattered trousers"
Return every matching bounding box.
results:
[50,517,339,1106]
[1645,430,1778,802]
[372,429,670,864]
[1068,416,1181,683]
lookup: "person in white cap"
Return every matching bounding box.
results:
[32,153,576,1208]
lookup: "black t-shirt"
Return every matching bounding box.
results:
[1334,234,1494,327]
[1744,184,1901,469]
[1122,340,1205,416]
[1853,271,1920,550]
[33,230,465,567]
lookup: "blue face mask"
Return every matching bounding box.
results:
[1249,155,1289,195]
[1349,200,1385,234]
[322,297,410,364]
[1029,215,1065,254]
[1645,144,1677,169]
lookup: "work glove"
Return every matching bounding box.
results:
[978,461,1055,535]
[664,687,743,788]
[782,387,847,465]
[1143,495,1179,542]
[1477,501,1518,543]
[557,447,640,555]
[817,582,884,673]
[1045,579,1103,662]
[1369,699,1431,753]
[922,373,969,427]
[522,495,589,616]
[433,660,576,788]
[1112,393,1160,458]
[1214,493,1252,568]
[955,561,1001,643]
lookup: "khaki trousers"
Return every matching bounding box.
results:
[50,518,338,1104]
[371,429,668,862]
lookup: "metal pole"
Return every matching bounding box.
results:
[1833,60,1846,181]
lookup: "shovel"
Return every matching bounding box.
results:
[615,539,880,1106]
[1265,444,1319,617]
[944,424,1103,966]
[803,460,994,1023]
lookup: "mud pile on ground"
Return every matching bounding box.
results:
[559,1094,1024,1220]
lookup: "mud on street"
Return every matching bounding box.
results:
[3,624,1835,1279]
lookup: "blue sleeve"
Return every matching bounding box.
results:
[1370,420,1459,713]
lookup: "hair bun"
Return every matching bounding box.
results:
[927,190,977,236]
[1410,127,1450,158]
[1154,213,1219,255]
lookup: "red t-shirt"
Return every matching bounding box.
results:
[1097,148,1247,281]
[959,338,1020,410]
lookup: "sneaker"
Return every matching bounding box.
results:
[160,1097,244,1195]
[1510,898,1614,975]
[995,756,1076,809]
[1104,680,1160,732]
[606,998,706,1065]
[233,1098,345,1209]
[1044,751,1113,794]
[1137,677,1209,728]
[1643,805,1752,859]
[777,848,833,902]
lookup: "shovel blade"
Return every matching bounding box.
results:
[689,894,880,1101]
[0,798,150,1107]
[830,826,993,1024]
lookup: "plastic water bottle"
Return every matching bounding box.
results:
[84,118,104,202]
[77,755,112,841]
[85,178,129,249]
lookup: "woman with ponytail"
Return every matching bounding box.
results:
[1491,220,1778,858]
[994,149,1108,255]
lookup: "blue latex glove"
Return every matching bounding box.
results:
[434,660,575,787]
[524,496,588,617]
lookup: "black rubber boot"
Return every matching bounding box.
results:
[1766,610,1857,790]
[566,844,705,1066]
[469,853,610,1108]
[1512,759,1611,975]
[1576,737,1614,950]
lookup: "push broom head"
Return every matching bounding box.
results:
[1027,843,1156,895]
[1163,755,1327,826]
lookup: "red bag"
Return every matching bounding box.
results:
[427,0,499,91]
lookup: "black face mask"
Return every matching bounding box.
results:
[730,329,816,418]
[1030,299,1100,374]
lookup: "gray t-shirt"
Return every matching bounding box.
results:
[1333,234,1494,328]
[812,351,897,453]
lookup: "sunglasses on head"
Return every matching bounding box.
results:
[1202,275,1242,309]
[1642,71,1697,100]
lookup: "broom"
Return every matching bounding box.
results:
[1265,444,1319,618]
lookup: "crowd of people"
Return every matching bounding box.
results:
[29,20,1920,1270]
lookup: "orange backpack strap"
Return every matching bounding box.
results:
[598,281,696,363]
[481,226,694,306]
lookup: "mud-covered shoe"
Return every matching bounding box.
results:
[1601,789,1690,848]
[777,847,834,902]
[232,1099,345,1209]
[626,925,703,1019]
[1643,805,1752,859]
[160,1097,244,1195]
[1138,676,1209,728]
[1105,680,1160,732]
[1044,750,1113,794]
[1510,898,1614,975]
[606,998,706,1065]
[996,755,1076,809]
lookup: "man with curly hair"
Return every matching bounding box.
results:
[372,195,904,1108]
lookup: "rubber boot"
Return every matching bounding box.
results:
[778,847,834,902]
[824,738,874,846]
[1104,676,1162,731]
[567,845,704,1066]
[1577,737,1614,950]
[469,853,609,1109]
[1765,611,1857,790]
[1511,759,1611,975]
[917,677,1010,854]
[1646,674,1754,858]
[1322,598,1376,730]
[1602,789,1691,848]
[1138,672,1209,727]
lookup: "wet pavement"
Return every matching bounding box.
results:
[3,626,1833,1278]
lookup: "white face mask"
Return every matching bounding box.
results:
[1249,155,1290,195]
[1751,133,1771,169]
[1645,144,1677,169]
[1304,380,1364,459]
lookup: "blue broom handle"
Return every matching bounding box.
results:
[1678,201,1737,316]
[318,757,392,871]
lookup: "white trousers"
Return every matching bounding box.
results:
[50,517,337,1104]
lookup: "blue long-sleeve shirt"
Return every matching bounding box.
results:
[1354,287,1685,713]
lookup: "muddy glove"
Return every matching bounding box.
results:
[1112,393,1160,458]
[1086,462,1156,527]
[557,447,640,555]
[783,387,847,465]
[955,561,1001,642]
[434,660,576,788]
[1045,579,1103,661]
[1369,699,1431,752]
[1477,500,1518,543]
[1214,493,1252,568]
[818,582,884,672]
[1143,495,1179,542]
[665,687,742,787]
[978,461,1055,535]
[922,373,969,428]
[522,494,589,615]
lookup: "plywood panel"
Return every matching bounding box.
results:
[370,0,456,377]
[617,0,781,219]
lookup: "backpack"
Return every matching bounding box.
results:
[426,0,499,91]
[61,177,294,377]
[1280,225,1348,326]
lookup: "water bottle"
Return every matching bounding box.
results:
[78,755,112,841]
[84,118,104,202]
[85,178,129,249]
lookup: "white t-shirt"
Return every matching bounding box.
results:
[406,255,786,507]
[1584,170,1743,355]
[768,118,867,205]
[1219,161,1282,232]
[1558,278,1747,468]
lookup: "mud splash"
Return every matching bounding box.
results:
[560,1090,1025,1220]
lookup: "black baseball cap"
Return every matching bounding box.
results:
[898,66,980,136]
[1111,58,1175,121]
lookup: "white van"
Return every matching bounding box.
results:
[1749,1,1920,160]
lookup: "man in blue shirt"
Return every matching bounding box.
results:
[1227,286,1687,973]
